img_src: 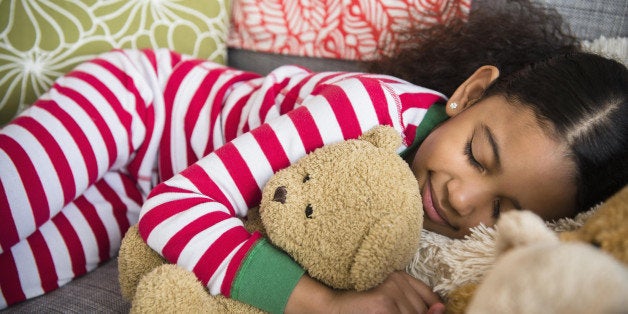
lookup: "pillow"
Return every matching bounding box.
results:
[0,0,230,126]
[472,0,627,41]
[581,36,628,66]
[229,0,471,60]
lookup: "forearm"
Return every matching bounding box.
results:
[285,275,335,314]
[286,272,446,314]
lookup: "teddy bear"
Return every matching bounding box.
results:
[117,125,425,313]
[445,185,628,314]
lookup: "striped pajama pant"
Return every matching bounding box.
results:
[0,49,257,307]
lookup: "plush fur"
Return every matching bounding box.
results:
[446,185,628,314]
[406,203,594,299]
[118,125,424,313]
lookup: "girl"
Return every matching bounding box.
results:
[1,1,626,312]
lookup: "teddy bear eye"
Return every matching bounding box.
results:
[303,174,310,183]
[305,204,313,219]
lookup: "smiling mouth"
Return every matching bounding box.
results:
[422,177,455,228]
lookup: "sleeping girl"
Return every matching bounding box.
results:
[1,1,625,312]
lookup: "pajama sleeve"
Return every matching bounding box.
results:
[137,69,445,313]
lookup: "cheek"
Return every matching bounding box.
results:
[411,133,441,186]
[414,128,451,169]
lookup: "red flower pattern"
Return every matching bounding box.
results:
[229,0,471,60]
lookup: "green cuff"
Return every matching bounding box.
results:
[231,238,306,314]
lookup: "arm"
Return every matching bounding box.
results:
[139,72,444,312]
[286,272,445,314]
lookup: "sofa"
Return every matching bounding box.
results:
[1,0,625,312]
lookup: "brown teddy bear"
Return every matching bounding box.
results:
[445,185,628,314]
[118,125,424,313]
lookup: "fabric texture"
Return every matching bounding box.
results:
[0,0,230,126]
[471,0,627,41]
[3,258,131,313]
[0,49,178,308]
[228,0,471,60]
[536,0,627,40]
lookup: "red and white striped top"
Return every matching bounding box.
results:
[0,49,445,310]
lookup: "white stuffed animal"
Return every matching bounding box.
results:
[465,210,628,314]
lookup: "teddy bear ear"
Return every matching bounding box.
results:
[495,210,559,254]
[358,125,402,152]
[349,212,422,291]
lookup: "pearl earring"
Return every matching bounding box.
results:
[449,102,458,110]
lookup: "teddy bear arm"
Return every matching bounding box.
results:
[357,125,402,151]
[350,213,422,291]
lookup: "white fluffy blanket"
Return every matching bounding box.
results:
[406,208,595,298]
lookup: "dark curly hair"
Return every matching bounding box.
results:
[366,0,579,96]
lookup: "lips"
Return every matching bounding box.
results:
[422,177,453,227]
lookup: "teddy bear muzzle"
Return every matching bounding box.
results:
[273,186,287,204]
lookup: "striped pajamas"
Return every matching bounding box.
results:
[0,49,445,309]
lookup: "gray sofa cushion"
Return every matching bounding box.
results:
[2,258,130,313]
[227,48,363,75]
[541,0,626,40]
[473,0,627,40]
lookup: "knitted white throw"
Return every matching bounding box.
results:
[406,208,596,298]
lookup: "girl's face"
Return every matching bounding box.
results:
[411,95,578,239]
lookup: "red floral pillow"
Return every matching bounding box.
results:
[228,0,471,60]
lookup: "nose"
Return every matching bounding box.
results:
[273,186,287,204]
[446,179,492,217]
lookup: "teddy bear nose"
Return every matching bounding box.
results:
[273,186,287,204]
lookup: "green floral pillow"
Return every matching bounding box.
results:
[0,0,230,125]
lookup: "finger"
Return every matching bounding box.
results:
[400,272,443,307]
[428,302,446,314]
[387,272,428,313]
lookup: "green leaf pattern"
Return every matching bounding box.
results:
[0,0,229,125]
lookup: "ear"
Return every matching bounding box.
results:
[446,65,500,117]
[349,213,421,291]
[358,125,402,152]
[495,211,559,255]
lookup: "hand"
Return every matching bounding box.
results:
[286,271,445,314]
[330,271,445,314]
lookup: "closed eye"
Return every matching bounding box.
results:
[492,199,501,219]
[464,136,484,172]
